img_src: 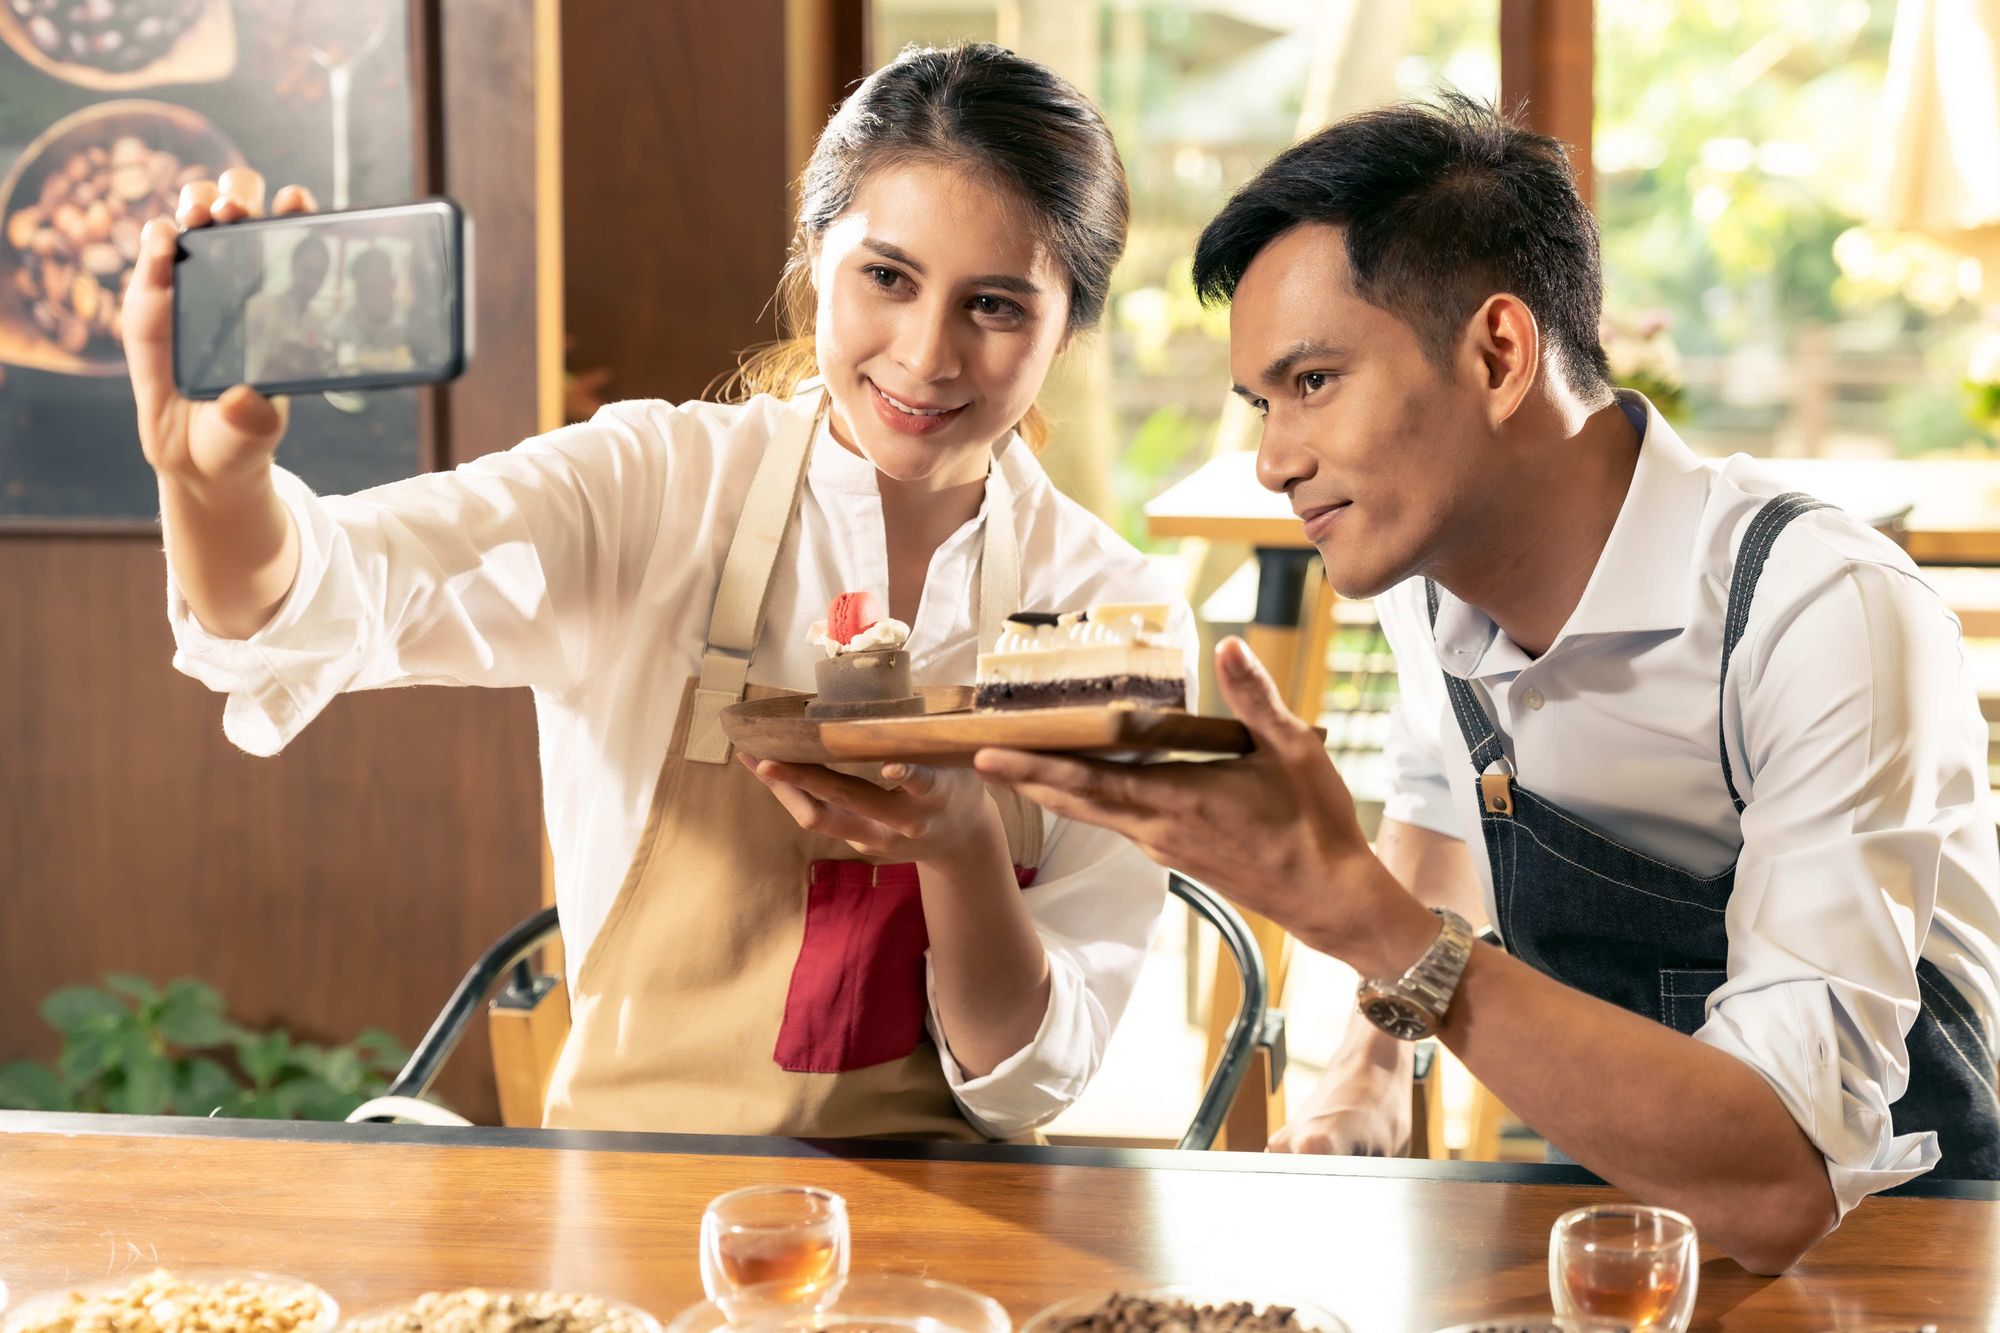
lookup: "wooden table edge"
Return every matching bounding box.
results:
[0,1109,1576,1183]
[4,1111,1996,1200]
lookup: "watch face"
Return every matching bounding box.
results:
[1360,993,1433,1041]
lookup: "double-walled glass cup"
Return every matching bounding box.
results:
[1549,1204,1698,1332]
[699,1186,850,1309]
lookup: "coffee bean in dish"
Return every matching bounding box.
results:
[4,133,207,356]
[9,0,209,74]
[1425,1321,1632,1333]
[1043,1293,1309,1333]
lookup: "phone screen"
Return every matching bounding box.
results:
[173,200,467,400]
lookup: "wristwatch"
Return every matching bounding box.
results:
[1355,907,1475,1041]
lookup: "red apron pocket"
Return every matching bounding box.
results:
[774,861,1039,1074]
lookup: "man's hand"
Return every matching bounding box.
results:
[975,636,1432,973]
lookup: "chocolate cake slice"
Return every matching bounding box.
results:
[975,603,1186,712]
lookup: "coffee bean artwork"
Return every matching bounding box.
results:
[5,135,208,356]
[8,0,208,76]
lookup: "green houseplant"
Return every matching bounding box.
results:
[0,974,410,1119]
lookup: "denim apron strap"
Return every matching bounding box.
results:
[1717,492,1829,811]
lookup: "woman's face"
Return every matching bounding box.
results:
[812,160,1072,488]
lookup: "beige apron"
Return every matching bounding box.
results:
[543,388,1043,1140]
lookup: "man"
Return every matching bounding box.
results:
[977,94,2000,1274]
[243,232,331,382]
[329,248,414,373]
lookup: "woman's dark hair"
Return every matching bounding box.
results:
[721,42,1131,446]
[1192,91,1611,392]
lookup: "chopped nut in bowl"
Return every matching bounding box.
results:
[339,1289,664,1333]
[0,1267,338,1333]
[0,98,241,376]
[1019,1288,1348,1333]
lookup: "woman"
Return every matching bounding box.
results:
[127,43,1195,1141]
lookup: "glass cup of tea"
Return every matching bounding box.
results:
[700,1186,850,1309]
[1549,1204,1699,1332]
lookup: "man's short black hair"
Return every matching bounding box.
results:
[1192,91,1611,391]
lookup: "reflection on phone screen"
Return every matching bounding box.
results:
[176,204,456,398]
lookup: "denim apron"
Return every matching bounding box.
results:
[1429,492,2000,1178]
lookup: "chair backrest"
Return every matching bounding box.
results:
[364,885,1279,1149]
[372,905,561,1110]
[1170,873,1280,1150]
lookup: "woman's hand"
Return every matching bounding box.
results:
[125,169,317,496]
[745,751,1045,1078]
[738,755,1006,865]
[134,171,320,640]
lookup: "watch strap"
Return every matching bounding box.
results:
[1361,906,1474,1032]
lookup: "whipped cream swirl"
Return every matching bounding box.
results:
[808,617,912,658]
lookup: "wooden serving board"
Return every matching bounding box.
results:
[721,687,974,765]
[722,690,1263,764]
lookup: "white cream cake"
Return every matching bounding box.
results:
[974,603,1186,712]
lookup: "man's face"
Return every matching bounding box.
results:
[291,245,329,298]
[1228,223,1491,599]
[357,268,395,322]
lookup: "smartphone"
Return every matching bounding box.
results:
[172,198,472,401]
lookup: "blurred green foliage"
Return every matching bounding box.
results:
[0,975,409,1120]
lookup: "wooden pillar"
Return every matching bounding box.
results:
[436,0,561,461]
[1500,0,1594,205]
[562,2,870,409]
[788,1,871,176]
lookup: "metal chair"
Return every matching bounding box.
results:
[348,872,1284,1150]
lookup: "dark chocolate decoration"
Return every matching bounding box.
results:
[1006,611,1064,627]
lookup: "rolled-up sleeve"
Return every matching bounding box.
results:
[1373,580,1462,839]
[925,813,1167,1138]
[167,403,673,756]
[925,591,1195,1138]
[1701,557,1996,1217]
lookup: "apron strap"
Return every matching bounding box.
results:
[977,453,1021,651]
[1424,488,1832,812]
[685,389,825,764]
[687,395,1027,766]
[977,453,1038,867]
[1718,491,1829,812]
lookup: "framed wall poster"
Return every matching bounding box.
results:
[0,0,430,530]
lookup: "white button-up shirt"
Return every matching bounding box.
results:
[166,393,1198,1139]
[1380,393,2000,1217]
